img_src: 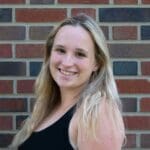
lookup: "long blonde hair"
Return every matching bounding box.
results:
[11,14,125,148]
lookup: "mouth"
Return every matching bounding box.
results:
[59,68,77,76]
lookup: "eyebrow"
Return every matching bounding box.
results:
[75,48,88,54]
[53,44,65,49]
[53,44,88,53]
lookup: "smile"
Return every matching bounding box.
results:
[59,69,77,76]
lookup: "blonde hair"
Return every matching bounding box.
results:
[11,14,125,148]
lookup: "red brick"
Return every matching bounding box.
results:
[113,26,137,40]
[124,134,136,148]
[100,26,109,40]
[0,44,12,58]
[29,98,35,112]
[16,115,28,129]
[30,0,54,4]
[141,134,150,148]
[17,80,35,93]
[0,98,27,112]
[124,116,150,130]
[0,0,25,4]
[114,0,137,4]
[142,0,150,4]
[16,9,67,22]
[16,44,44,58]
[0,80,13,94]
[58,0,108,4]
[0,26,25,40]
[29,26,53,40]
[0,116,12,130]
[122,98,137,112]
[109,44,150,58]
[71,8,96,19]
[140,98,150,112]
[116,79,150,94]
[141,61,150,75]
[0,134,14,147]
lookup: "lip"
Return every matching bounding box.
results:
[58,68,77,76]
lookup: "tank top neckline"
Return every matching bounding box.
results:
[33,104,76,134]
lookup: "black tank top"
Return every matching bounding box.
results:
[18,106,75,150]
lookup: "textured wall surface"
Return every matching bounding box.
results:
[0,0,150,149]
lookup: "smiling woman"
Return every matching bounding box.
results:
[50,25,97,91]
[10,14,125,150]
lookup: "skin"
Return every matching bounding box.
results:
[69,99,124,150]
[36,25,98,132]
[36,25,124,149]
[50,25,98,95]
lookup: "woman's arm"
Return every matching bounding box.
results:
[77,100,125,150]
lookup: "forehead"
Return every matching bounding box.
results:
[53,25,94,50]
[55,25,92,40]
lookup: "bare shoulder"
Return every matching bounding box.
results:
[77,99,125,150]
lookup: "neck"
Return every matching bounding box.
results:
[60,88,81,108]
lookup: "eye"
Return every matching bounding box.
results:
[55,48,66,54]
[75,52,86,58]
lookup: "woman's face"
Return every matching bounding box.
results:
[49,25,98,91]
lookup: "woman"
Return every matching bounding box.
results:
[11,14,125,149]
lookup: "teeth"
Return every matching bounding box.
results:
[60,69,75,76]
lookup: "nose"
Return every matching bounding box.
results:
[62,54,74,67]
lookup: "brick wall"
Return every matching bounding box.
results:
[0,0,150,149]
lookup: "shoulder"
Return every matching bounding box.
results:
[77,98,125,150]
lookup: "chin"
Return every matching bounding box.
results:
[58,83,77,89]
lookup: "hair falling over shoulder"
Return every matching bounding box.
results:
[10,13,125,148]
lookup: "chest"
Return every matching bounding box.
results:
[19,107,75,150]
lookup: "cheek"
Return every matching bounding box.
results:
[77,59,94,72]
[50,52,61,65]
[49,53,61,74]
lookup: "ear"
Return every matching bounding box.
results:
[93,63,99,72]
